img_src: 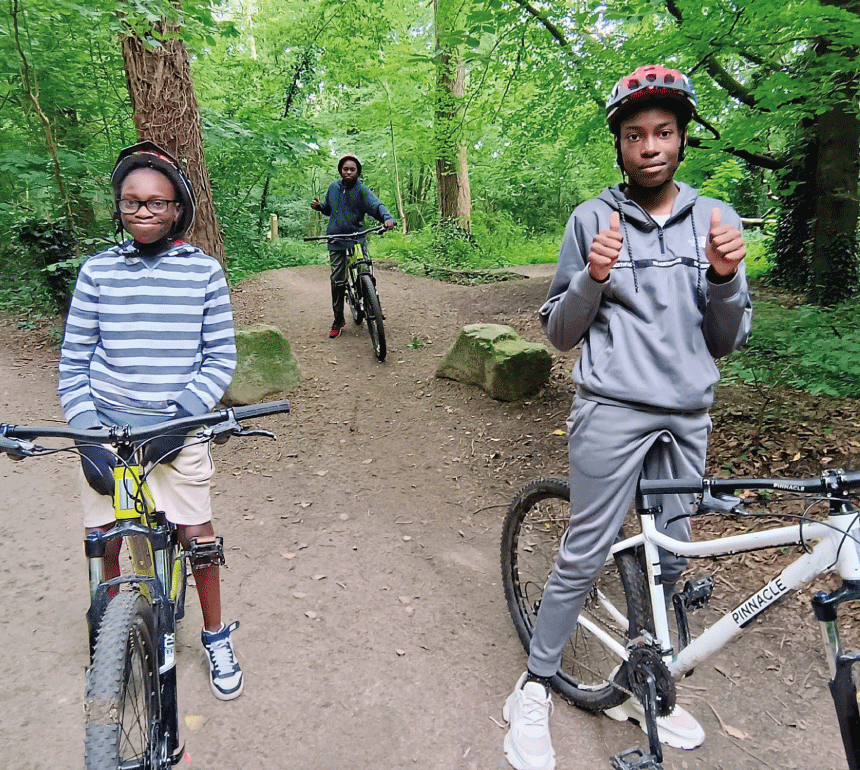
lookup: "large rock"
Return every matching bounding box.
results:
[222,324,300,406]
[436,323,552,401]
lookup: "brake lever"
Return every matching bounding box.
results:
[210,421,277,445]
[234,427,277,439]
[699,481,746,514]
[0,435,35,460]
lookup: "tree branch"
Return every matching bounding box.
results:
[665,0,760,108]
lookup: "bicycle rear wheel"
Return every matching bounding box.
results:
[359,273,386,361]
[501,477,651,711]
[84,592,161,769]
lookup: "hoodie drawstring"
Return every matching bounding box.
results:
[618,209,639,293]
[617,205,704,302]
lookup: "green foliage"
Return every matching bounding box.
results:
[228,237,328,284]
[0,0,857,319]
[742,230,772,282]
[723,301,860,398]
[0,217,89,313]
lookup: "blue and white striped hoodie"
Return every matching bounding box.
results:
[59,240,236,428]
[540,182,752,412]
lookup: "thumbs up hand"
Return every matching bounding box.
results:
[588,211,624,282]
[705,207,746,278]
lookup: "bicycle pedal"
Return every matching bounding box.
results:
[610,747,663,770]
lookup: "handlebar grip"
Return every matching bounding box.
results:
[229,399,291,420]
[639,478,704,495]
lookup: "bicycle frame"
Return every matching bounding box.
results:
[589,476,860,769]
[607,508,860,674]
[345,243,373,302]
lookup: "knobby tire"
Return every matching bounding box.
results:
[501,477,652,711]
[84,592,160,770]
[360,273,386,361]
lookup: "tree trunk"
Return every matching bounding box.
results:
[120,22,224,265]
[807,100,860,305]
[806,0,860,304]
[433,0,471,230]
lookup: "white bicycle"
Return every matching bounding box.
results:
[502,468,860,769]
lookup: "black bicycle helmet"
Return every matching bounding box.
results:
[606,65,697,132]
[110,141,196,238]
[337,154,362,177]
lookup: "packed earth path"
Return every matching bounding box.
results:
[1,261,853,770]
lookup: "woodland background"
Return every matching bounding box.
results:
[0,0,858,397]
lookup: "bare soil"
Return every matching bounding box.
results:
[1,263,855,770]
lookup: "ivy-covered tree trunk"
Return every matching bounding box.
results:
[433,0,471,231]
[771,166,811,292]
[806,82,859,305]
[120,18,224,265]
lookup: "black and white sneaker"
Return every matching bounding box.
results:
[201,621,244,700]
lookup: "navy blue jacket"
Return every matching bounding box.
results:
[318,180,393,250]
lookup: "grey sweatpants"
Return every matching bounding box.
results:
[527,396,711,677]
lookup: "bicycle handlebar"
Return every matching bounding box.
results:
[639,469,860,496]
[303,225,387,243]
[0,399,291,455]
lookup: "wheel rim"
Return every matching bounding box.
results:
[512,489,630,694]
[118,620,156,766]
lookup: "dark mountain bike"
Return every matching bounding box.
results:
[0,400,291,770]
[305,225,388,361]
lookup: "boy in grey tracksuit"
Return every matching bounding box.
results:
[503,66,752,770]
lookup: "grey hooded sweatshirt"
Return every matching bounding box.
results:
[540,182,752,412]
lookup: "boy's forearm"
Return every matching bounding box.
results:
[703,268,753,358]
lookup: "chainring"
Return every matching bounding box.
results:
[625,643,676,717]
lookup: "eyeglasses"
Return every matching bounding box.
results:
[118,198,178,214]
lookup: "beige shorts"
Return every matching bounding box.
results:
[81,436,214,529]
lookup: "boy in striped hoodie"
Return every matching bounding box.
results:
[58,142,242,700]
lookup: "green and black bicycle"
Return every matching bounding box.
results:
[305,225,389,361]
[1,400,290,770]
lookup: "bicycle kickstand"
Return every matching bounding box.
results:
[609,673,664,770]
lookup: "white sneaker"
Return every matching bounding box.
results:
[604,698,704,749]
[503,673,556,770]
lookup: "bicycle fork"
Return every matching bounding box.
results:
[812,583,860,770]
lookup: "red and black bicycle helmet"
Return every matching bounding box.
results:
[337,154,362,177]
[110,141,196,238]
[606,65,697,132]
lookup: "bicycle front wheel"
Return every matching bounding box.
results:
[84,592,160,769]
[501,477,651,711]
[347,279,364,325]
[360,273,386,361]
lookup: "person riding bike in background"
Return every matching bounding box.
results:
[58,142,244,701]
[311,154,395,339]
[502,65,752,770]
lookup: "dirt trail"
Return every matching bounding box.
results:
[0,263,848,770]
